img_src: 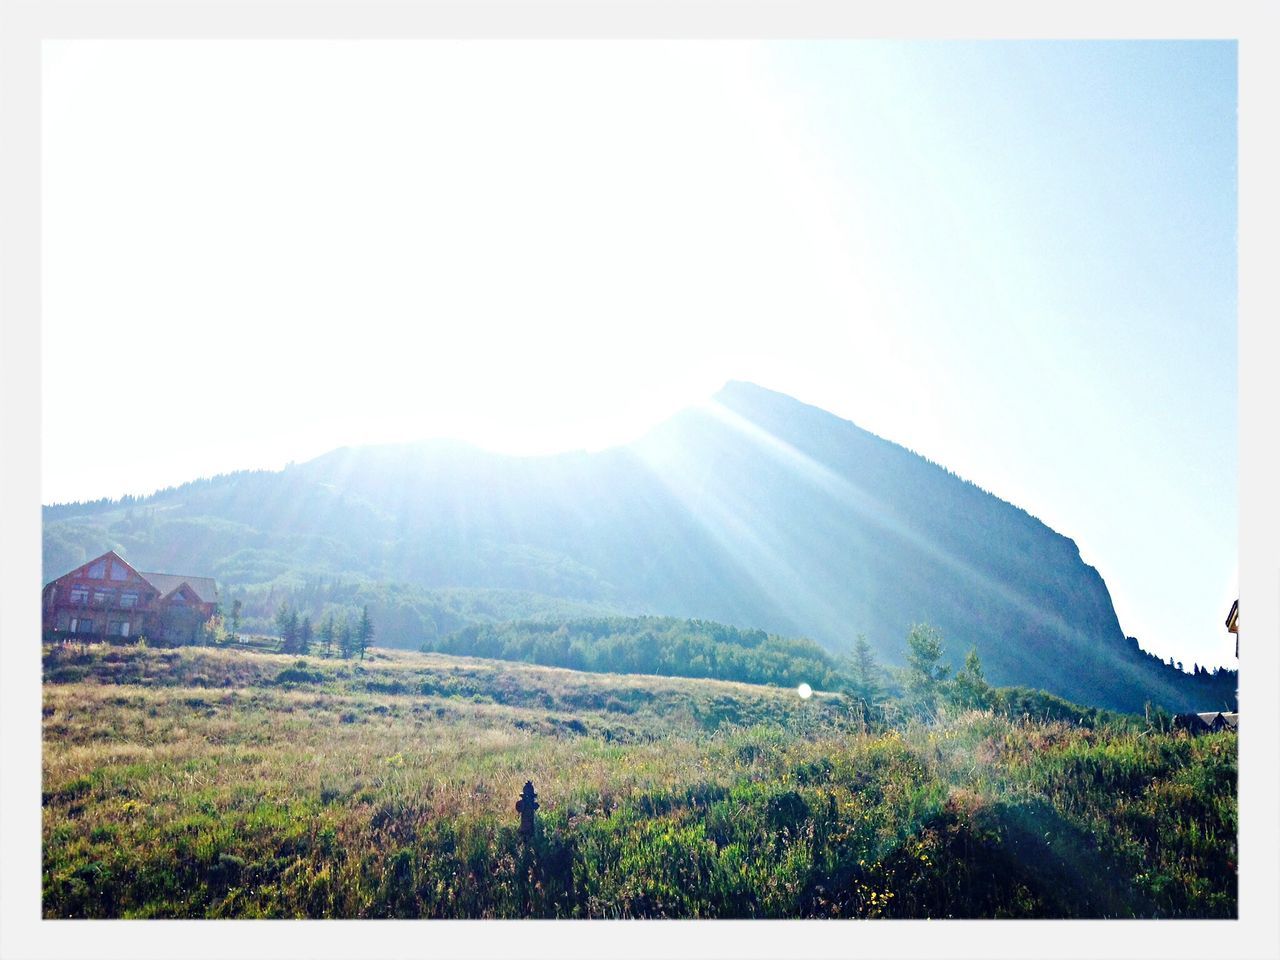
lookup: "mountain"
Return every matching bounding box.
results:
[43,381,1228,712]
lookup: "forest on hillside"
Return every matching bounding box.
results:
[424,616,847,690]
[421,616,1204,728]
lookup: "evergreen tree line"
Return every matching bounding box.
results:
[422,615,1237,723]
[423,617,846,690]
[1111,633,1239,713]
[840,625,997,723]
[839,623,1236,727]
[273,602,375,660]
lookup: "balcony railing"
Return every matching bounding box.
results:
[62,596,147,611]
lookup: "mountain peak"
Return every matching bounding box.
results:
[712,379,799,406]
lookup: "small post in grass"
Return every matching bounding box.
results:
[516,780,539,841]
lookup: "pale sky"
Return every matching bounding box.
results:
[42,40,1237,670]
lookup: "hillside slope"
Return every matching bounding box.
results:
[43,381,1218,712]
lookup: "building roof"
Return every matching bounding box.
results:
[1197,711,1238,730]
[44,551,219,605]
[139,572,219,604]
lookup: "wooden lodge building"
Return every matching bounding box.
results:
[1173,711,1239,735]
[42,550,218,645]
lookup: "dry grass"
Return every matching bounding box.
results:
[42,642,1236,918]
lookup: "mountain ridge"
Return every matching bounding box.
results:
[43,381,1230,712]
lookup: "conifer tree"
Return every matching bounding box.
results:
[949,646,993,710]
[275,603,297,653]
[847,634,883,709]
[903,623,949,717]
[319,613,335,658]
[298,616,313,656]
[356,606,374,661]
[337,615,353,659]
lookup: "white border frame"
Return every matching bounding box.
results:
[3,3,1277,959]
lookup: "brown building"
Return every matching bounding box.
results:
[1226,598,1238,658]
[1174,711,1239,735]
[42,550,218,644]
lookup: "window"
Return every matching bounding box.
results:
[93,589,115,606]
[169,592,187,606]
[87,559,107,579]
[70,617,95,634]
[119,592,138,609]
[110,563,129,581]
[108,620,130,637]
[69,585,90,604]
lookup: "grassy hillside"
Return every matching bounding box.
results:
[43,643,1236,918]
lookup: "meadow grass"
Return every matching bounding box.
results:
[42,642,1236,918]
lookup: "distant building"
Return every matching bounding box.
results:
[1226,598,1238,658]
[1174,711,1239,735]
[42,550,218,644]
